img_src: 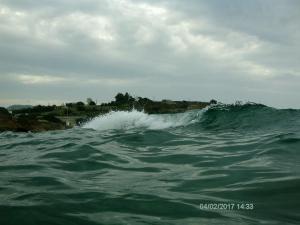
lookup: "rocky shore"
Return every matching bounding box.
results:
[0,93,217,132]
[0,107,67,132]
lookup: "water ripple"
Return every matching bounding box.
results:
[0,107,300,225]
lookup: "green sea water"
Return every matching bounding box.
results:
[0,104,300,225]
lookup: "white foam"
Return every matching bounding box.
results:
[82,109,203,131]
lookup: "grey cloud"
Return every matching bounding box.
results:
[0,0,299,108]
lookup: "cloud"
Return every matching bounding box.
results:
[17,74,66,84]
[12,73,139,87]
[0,0,299,108]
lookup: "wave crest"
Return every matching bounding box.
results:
[83,110,203,131]
[82,103,300,132]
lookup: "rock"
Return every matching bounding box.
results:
[0,108,67,132]
[0,107,17,131]
[0,107,11,117]
[210,99,218,105]
[16,114,66,132]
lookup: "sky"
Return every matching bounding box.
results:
[0,0,299,108]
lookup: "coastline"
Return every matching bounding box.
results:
[0,93,216,132]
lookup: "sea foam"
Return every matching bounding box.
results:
[82,109,203,131]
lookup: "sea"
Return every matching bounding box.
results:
[0,103,299,225]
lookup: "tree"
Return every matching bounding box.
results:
[137,97,152,105]
[76,101,85,106]
[66,103,74,107]
[115,93,125,104]
[87,98,96,106]
[89,101,96,106]
[115,92,134,105]
[75,101,85,111]
[210,99,217,104]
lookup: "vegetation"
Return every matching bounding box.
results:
[2,93,215,132]
[87,98,96,106]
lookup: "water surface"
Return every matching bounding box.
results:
[1,104,299,224]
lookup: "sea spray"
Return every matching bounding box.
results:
[83,109,205,130]
[82,103,300,132]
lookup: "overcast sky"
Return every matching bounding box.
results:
[0,0,299,108]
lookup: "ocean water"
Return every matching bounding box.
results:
[0,104,300,225]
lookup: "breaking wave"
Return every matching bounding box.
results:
[82,103,300,132]
[83,109,203,130]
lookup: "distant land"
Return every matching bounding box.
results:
[0,93,217,132]
[6,105,33,111]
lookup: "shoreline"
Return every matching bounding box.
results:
[0,93,216,132]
